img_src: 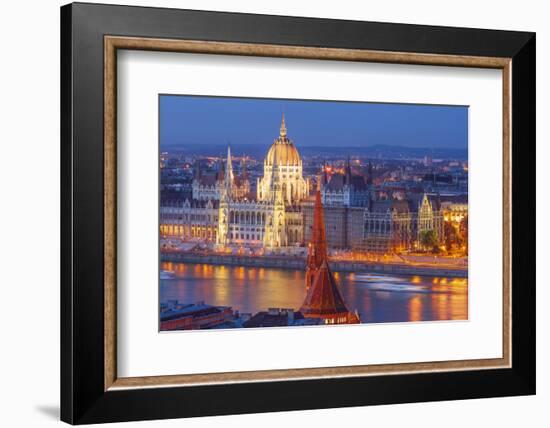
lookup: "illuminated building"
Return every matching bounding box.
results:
[191,146,251,201]
[216,114,309,248]
[160,115,446,255]
[161,114,310,249]
[302,157,372,249]
[302,201,365,249]
[300,191,360,324]
[441,195,468,224]
[410,193,444,244]
[362,193,444,253]
[362,199,413,253]
[320,157,371,207]
[160,198,219,241]
[256,113,309,205]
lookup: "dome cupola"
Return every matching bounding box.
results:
[265,113,301,166]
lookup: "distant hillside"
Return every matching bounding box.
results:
[161,143,467,160]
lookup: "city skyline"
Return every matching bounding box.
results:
[160,95,468,150]
[159,99,469,331]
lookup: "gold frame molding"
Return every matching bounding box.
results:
[104,36,512,391]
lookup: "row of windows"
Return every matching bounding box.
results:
[229,232,262,241]
[160,225,218,239]
[229,211,267,224]
[231,227,263,233]
[161,213,218,223]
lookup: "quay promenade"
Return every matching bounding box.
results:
[161,251,468,278]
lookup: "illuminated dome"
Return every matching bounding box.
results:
[265,114,301,166]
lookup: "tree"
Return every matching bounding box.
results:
[444,221,455,252]
[419,229,439,252]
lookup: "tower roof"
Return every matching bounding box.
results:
[301,190,358,322]
[300,260,351,316]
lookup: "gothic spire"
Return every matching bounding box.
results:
[279,112,287,138]
[300,190,358,323]
[344,155,352,185]
[225,144,234,186]
[194,159,201,180]
[367,161,373,186]
[311,190,327,262]
[321,161,329,186]
[305,190,328,290]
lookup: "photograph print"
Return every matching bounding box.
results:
[159,95,469,331]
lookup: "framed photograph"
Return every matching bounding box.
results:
[61,2,535,424]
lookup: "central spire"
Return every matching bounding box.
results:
[279,112,287,138]
[225,144,234,188]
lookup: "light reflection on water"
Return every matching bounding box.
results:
[160,262,468,323]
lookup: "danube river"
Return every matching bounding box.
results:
[160,262,468,323]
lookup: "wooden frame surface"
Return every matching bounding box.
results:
[104,36,512,391]
[61,3,535,424]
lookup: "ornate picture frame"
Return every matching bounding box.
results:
[61,3,535,424]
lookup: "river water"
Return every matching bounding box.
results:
[160,262,468,323]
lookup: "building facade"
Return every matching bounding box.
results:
[160,198,219,241]
[161,115,311,250]
[362,193,444,253]
[160,115,445,255]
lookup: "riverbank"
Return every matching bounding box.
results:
[161,251,468,278]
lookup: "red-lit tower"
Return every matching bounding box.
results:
[300,190,360,324]
[305,190,327,290]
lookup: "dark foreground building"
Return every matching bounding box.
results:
[160,301,234,330]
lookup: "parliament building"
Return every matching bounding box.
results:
[160,114,444,254]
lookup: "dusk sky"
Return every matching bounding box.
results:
[160,95,468,149]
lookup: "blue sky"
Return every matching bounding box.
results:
[160,95,468,149]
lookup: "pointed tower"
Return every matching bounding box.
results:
[300,190,360,324]
[225,145,234,188]
[264,155,286,248]
[216,148,233,246]
[280,112,287,138]
[321,161,329,186]
[343,155,353,206]
[305,190,327,289]
[344,155,352,185]
[194,159,201,180]
[367,161,373,186]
